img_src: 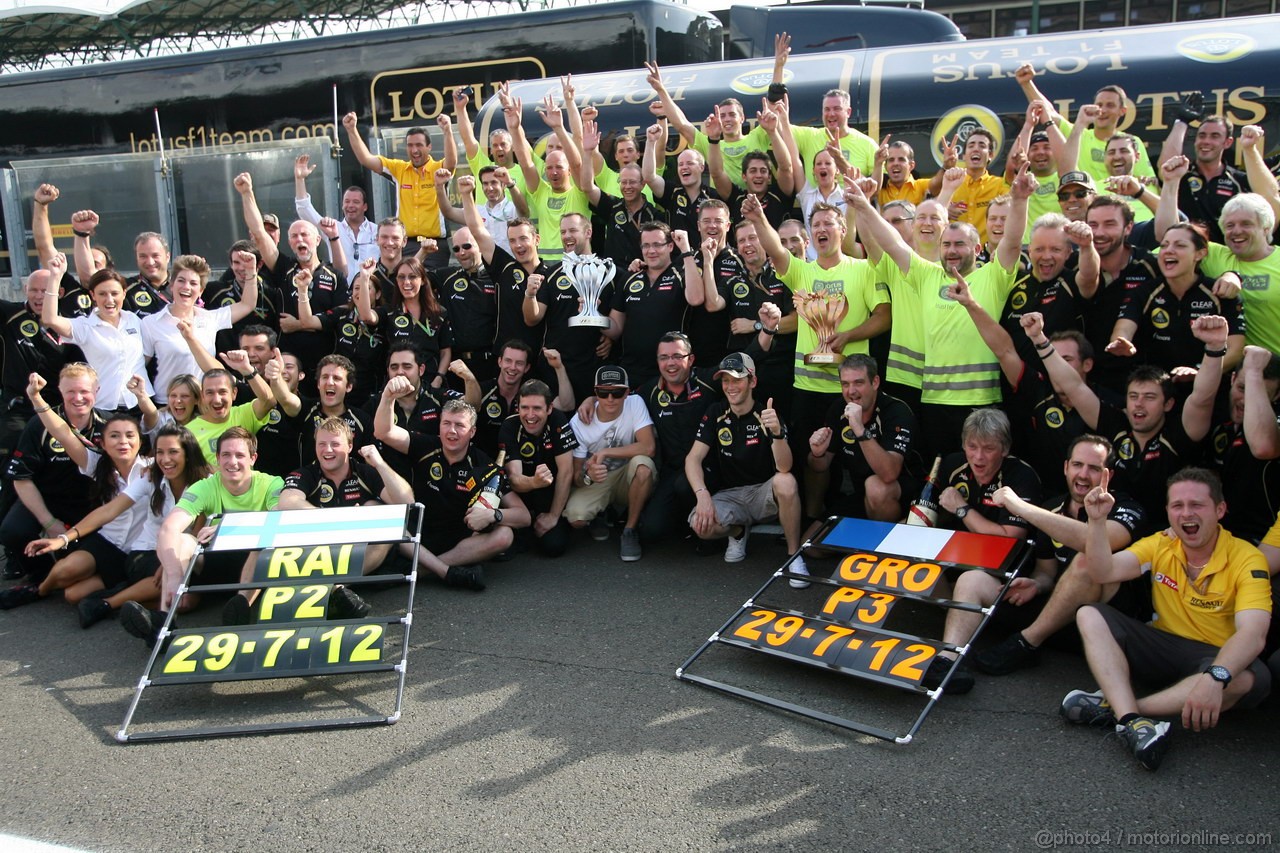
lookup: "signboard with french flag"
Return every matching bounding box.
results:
[818,517,1020,573]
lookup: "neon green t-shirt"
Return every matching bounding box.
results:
[793,126,876,189]
[692,126,771,188]
[187,402,271,466]
[1202,243,1280,353]
[1058,119,1156,186]
[779,255,889,393]
[877,253,923,390]
[526,182,591,263]
[177,471,283,520]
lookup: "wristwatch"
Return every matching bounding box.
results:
[1205,664,1231,686]
[753,320,778,336]
[491,508,504,524]
[953,504,971,519]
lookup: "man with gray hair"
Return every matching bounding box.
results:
[936,408,1042,537]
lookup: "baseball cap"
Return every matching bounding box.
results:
[714,352,756,379]
[1057,171,1096,191]
[262,213,281,230]
[595,365,629,388]
[1029,131,1050,146]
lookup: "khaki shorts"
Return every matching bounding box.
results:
[690,480,779,529]
[565,455,656,523]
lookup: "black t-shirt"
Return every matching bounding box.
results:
[283,459,385,508]
[1002,267,1085,366]
[497,409,578,510]
[612,266,688,385]
[0,299,65,400]
[1209,417,1280,543]
[1032,491,1144,568]
[482,246,549,354]
[376,307,452,376]
[537,262,613,373]
[1009,363,1093,487]
[430,266,498,354]
[637,368,720,471]
[314,308,387,402]
[1095,402,1202,533]
[253,403,302,477]
[403,432,504,534]
[475,381,519,458]
[685,248,746,366]
[268,257,349,377]
[822,392,920,491]
[1116,274,1244,373]
[204,274,283,354]
[292,401,373,466]
[589,193,663,269]
[694,399,783,490]
[939,452,1042,532]
[1178,163,1250,244]
[1085,250,1161,392]
[6,408,107,520]
[659,183,718,241]
[123,275,169,316]
[725,183,797,229]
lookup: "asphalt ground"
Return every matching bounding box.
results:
[1,527,1277,852]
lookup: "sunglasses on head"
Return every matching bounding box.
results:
[595,387,627,399]
[1057,189,1092,200]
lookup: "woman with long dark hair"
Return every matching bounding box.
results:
[373,257,453,387]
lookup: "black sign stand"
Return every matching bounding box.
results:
[677,516,1032,743]
[116,503,424,743]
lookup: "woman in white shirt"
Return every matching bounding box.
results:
[41,254,153,410]
[142,254,258,402]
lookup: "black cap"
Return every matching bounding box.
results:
[595,365,628,388]
[713,352,756,379]
[1058,170,1096,191]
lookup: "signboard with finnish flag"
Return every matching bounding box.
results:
[117,504,424,743]
[677,517,1030,743]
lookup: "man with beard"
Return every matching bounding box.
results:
[500,379,578,557]
[343,112,457,267]
[234,171,348,389]
[930,434,1143,692]
[849,168,1034,460]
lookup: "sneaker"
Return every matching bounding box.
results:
[120,602,167,649]
[327,586,371,620]
[444,564,487,591]
[77,596,114,629]
[724,526,748,563]
[620,528,641,562]
[0,583,41,609]
[589,513,610,541]
[785,555,811,589]
[921,655,975,694]
[221,593,254,626]
[972,632,1041,675]
[1060,689,1116,726]
[1117,717,1171,771]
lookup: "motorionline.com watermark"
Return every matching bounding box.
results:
[1034,829,1272,848]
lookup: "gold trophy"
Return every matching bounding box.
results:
[793,290,849,365]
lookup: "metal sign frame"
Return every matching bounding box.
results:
[676,516,1033,744]
[116,503,425,743]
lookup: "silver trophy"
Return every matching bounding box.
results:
[562,252,615,328]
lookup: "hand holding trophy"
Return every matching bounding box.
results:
[793,289,849,364]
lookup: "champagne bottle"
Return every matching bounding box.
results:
[474,449,506,510]
[907,455,942,527]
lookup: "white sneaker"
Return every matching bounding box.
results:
[788,555,811,589]
[724,526,748,563]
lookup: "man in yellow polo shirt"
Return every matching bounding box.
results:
[343,112,457,269]
[1062,468,1272,771]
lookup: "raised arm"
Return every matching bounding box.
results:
[1182,315,1227,442]
[1060,104,1098,174]
[452,87,480,161]
[950,270,1024,387]
[1014,62,1053,109]
[69,209,99,284]
[543,349,575,412]
[436,113,458,172]
[1239,126,1280,224]
[447,359,482,408]
[501,86,540,193]
[361,444,414,505]
[434,169,465,225]
[846,180,911,275]
[1024,311,1101,427]
[222,349,276,419]
[228,250,261,324]
[642,121,668,197]
[1242,345,1280,459]
[644,60,697,144]
[997,165,1037,270]
[265,349,301,417]
[763,97,795,196]
[703,112,733,199]
[26,372,90,469]
[457,174,497,265]
[373,376,414,454]
[578,120,604,204]
[1154,155,1189,241]
[292,154,323,227]
[341,112,385,174]
[1081,472,1143,585]
[32,184,59,267]
[233,172,280,271]
[39,253,73,338]
[127,375,159,430]
[1066,220,1100,299]
[742,194,791,276]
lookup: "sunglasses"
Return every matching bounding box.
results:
[453,242,474,251]
[1057,189,1092,200]
[595,387,627,399]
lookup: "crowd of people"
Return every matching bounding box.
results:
[2,35,1279,771]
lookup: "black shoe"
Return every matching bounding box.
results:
[327,586,371,619]
[121,601,167,649]
[77,596,114,629]
[972,632,1041,675]
[1117,716,1171,771]
[221,593,254,626]
[444,564,487,591]
[1,563,24,581]
[921,656,975,695]
[1174,91,1204,124]
[0,583,41,609]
